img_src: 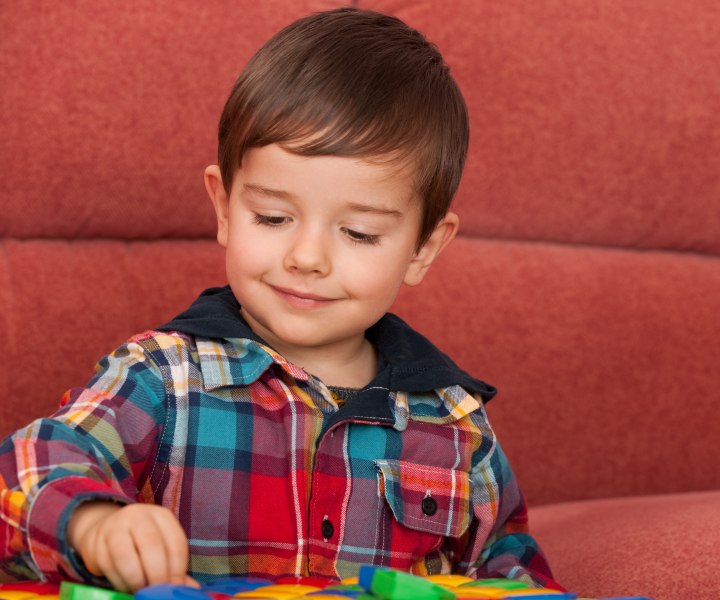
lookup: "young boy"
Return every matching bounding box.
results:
[0,8,557,593]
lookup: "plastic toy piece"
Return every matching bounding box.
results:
[459,579,530,591]
[253,584,321,594]
[305,595,363,600]
[360,567,456,600]
[317,584,365,597]
[307,588,364,599]
[201,578,272,594]
[0,585,60,595]
[0,592,39,600]
[357,566,379,592]
[59,582,133,600]
[322,584,365,592]
[500,590,574,598]
[232,591,303,599]
[135,584,213,600]
[424,575,474,588]
[46,567,652,600]
[202,577,272,593]
[274,577,336,588]
[203,593,231,600]
[452,588,510,599]
[307,592,362,598]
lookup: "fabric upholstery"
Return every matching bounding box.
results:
[0,0,346,240]
[364,0,720,254]
[530,491,720,600]
[0,240,225,436]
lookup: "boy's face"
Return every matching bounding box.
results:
[205,143,457,369]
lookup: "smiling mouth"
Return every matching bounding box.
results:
[270,285,338,307]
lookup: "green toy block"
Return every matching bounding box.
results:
[324,583,367,592]
[370,569,456,600]
[460,578,530,590]
[60,582,133,600]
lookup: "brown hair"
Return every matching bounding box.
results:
[217,8,468,248]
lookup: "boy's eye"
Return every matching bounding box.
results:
[342,227,381,246]
[253,214,289,226]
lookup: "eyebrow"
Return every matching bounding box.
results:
[243,183,293,200]
[243,183,404,218]
[345,202,404,218]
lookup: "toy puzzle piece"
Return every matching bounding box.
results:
[59,582,132,600]
[200,577,272,595]
[135,585,216,600]
[0,585,59,595]
[358,566,455,600]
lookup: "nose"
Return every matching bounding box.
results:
[283,224,331,276]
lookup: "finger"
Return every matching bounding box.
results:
[105,527,149,592]
[88,527,127,591]
[76,515,127,590]
[150,508,190,585]
[79,527,103,577]
[131,518,173,586]
[183,575,201,589]
[105,568,133,595]
[94,537,131,594]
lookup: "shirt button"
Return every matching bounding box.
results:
[321,518,334,539]
[421,496,438,516]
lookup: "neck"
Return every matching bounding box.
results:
[273,335,378,388]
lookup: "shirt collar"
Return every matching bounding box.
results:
[158,286,497,402]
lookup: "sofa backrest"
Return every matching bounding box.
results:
[2,0,719,506]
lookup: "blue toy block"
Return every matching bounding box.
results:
[135,584,211,600]
[200,577,272,594]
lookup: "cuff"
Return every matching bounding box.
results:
[26,476,132,583]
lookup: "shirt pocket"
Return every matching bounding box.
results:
[375,459,471,539]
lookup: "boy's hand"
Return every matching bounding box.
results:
[67,501,198,592]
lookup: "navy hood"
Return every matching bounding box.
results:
[158,286,497,403]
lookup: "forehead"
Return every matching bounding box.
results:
[236,144,421,209]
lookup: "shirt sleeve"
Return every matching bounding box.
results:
[451,410,562,590]
[0,338,167,583]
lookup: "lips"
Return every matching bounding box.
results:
[270,284,337,307]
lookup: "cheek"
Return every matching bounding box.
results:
[343,249,412,297]
[225,228,271,276]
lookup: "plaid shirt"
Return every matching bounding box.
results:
[0,287,557,588]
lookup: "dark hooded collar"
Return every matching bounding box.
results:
[158,286,497,402]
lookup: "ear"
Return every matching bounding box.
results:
[403,212,460,287]
[205,165,231,247]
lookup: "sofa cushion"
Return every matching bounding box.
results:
[529,490,720,600]
[362,0,720,254]
[0,0,342,240]
[0,239,224,439]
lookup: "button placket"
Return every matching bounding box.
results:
[308,423,349,575]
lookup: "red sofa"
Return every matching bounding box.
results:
[2,2,719,599]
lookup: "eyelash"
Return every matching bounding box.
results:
[253,214,288,227]
[341,228,381,246]
[253,214,381,246]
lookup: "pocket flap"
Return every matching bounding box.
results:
[375,459,471,538]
